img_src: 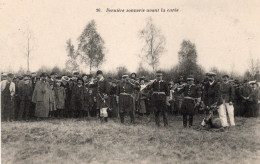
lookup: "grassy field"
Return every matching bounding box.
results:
[1,115,260,164]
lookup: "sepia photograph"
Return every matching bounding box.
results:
[0,0,260,163]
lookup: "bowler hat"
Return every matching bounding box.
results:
[222,74,229,78]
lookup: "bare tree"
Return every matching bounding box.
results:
[139,17,166,72]
[248,58,260,76]
[22,26,37,72]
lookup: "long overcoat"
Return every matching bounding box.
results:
[32,80,53,117]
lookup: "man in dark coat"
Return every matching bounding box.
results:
[18,75,33,120]
[117,75,138,124]
[30,72,38,119]
[202,72,220,109]
[1,73,15,121]
[147,71,170,127]
[239,80,253,117]
[176,75,201,128]
[61,75,72,118]
[71,78,87,118]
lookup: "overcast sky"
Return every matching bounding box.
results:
[0,0,259,75]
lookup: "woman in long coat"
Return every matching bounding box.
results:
[32,73,54,118]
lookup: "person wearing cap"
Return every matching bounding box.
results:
[17,75,33,121]
[94,70,111,122]
[117,74,138,124]
[146,71,170,127]
[32,72,54,119]
[71,78,87,118]
[239,79,253,117]
[54,78,66,118]
[176,75,201,128]
[218,74,236,127]
[1,73,16,121]
[201,72,220,120]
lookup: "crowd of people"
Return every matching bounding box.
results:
[1,70,260,129]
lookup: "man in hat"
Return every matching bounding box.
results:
[71,78,87,118]
[1,72,8,81]
[117,74,138,124]
[147,71,170,127]
[201,72,220,120]
[1,73,16,121]
[17,74,33,121]
[239,79,252,117]
[94,70,111,122]
[218,74,235,127]
[50,72,57,83]
[176,75,201,128]
[32,72,54,119]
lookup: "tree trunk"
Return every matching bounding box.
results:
[89,60,92,74]
[27,38,30,72]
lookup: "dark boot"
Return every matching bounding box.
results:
[120,113,124,123]
[183,114,187,128]
[189,115,193,128]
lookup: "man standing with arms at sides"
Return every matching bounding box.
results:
[218,74,235,128]
[1,73,15,122]
[147,71,170,127]
[176,75,201,128]
[18,74,33,121]
[117,75,137,124]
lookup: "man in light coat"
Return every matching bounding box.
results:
[32,72,54,119]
